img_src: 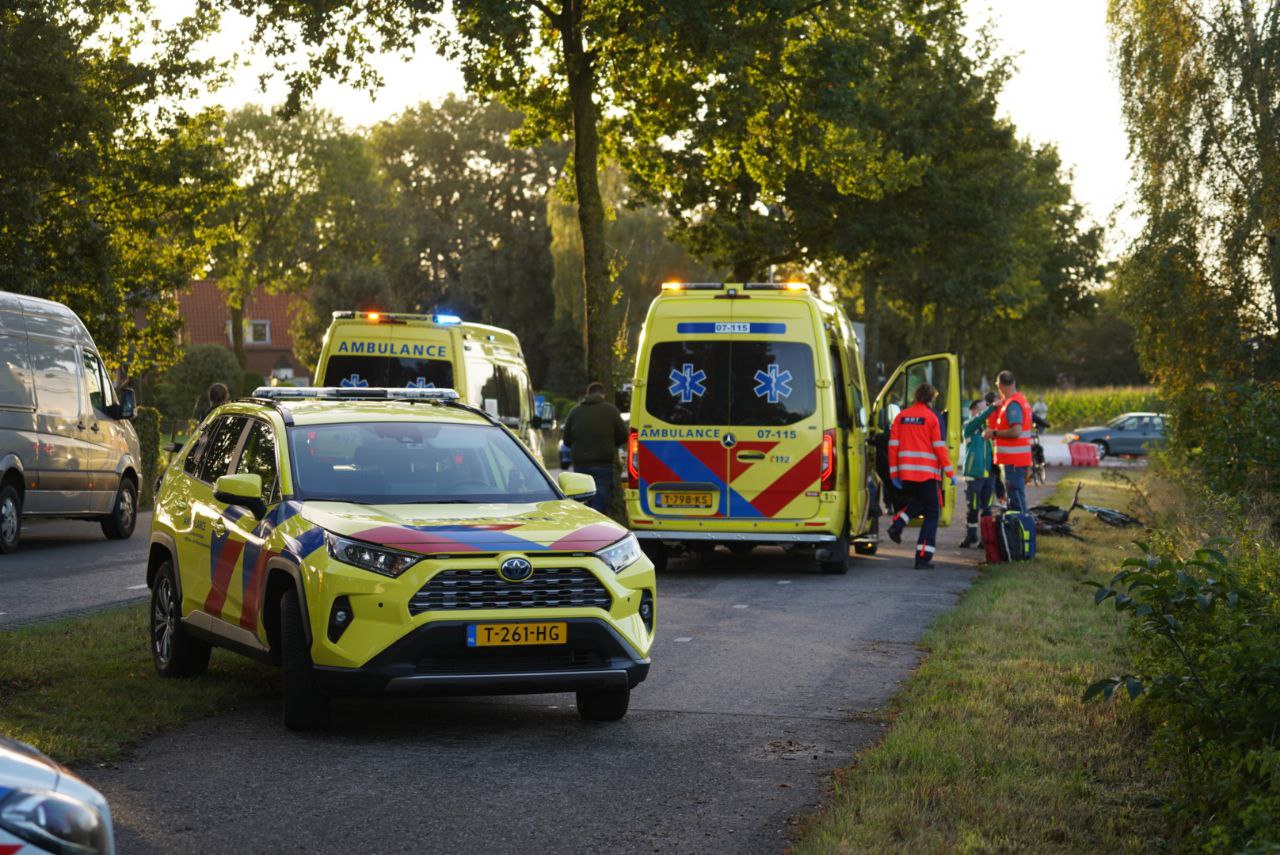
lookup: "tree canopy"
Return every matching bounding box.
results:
[0,0,228,376]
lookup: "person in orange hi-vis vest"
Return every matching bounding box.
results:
[983,369,1033,513]
[886,383,955,569]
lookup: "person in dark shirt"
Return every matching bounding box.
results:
[562,382,627,514]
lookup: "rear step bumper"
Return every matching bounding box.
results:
[632,530,838,544]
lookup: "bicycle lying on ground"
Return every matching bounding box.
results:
[1028,483,1143,539]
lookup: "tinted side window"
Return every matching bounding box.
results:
[183,422,214,476]
[844,341,865,427]
[198,416,247,483]
[236,420,279,501]
[0,332,33,409]
[82,351,115,413]
[29,339,80,419]
[481,366,523,426]
[829,346,850,428]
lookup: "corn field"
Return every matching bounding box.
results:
[1021,386,1163,432]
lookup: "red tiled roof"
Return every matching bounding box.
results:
[178,279,308,376]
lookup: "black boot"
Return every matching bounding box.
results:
[888,523,903,544]
[959,529,978,548]
[914,559,935,570]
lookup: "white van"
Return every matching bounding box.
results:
[0,292,141,552]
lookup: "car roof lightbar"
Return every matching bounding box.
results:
[744,282,809,291]
[244,386,504,428]
[330,310,463,325]
[659,282,725,291]
[250,386,462,402]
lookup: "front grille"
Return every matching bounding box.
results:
[409,567,612,615]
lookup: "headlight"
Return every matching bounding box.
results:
[0,788,109,855]
[1064,433,1079,443]
[597,533,643,574]
[324,532,420,577]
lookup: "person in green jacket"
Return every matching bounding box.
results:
[562,381,628,514]
[959,395,997,548]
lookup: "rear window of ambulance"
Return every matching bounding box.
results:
[644,340,816,426]
[322,356,454,390]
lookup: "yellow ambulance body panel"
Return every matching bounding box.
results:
[625,282,960,572]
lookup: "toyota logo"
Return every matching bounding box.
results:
[498,556,534,583]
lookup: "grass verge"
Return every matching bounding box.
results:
[796,472,1173,852]
[0,603,276,764]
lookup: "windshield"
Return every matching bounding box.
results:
[644,339,817,426]
[288,421,556,504]
[322,355,455,390]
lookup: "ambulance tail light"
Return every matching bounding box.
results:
[627,429,640,488]
[820,429,836,491]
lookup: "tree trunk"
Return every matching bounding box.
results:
[1269,229,1280,333]
[559,3,613,398]
[229,302,247,369]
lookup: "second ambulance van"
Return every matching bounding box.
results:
[313,312,543,458]
[625,282,959,573]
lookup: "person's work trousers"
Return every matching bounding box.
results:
[575,465,614,514]
[965,476,994,537]
[1003,464,1028,513]
[890,479,941,563]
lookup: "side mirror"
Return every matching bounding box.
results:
[213,473,267,520]
[537,401,556,426]
[162,441,184,454]
[529,415,543,430]
[558,471,596,503]
[109,387,137,420]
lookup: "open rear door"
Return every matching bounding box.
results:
[871,353,961,526]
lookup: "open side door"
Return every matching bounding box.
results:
[871,353,961,526]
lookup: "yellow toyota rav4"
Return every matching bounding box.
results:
[147,387,654,729]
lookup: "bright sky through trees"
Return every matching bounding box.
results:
[179,0,1133,249]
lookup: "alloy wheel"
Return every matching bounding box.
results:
[0,497,16,544]
[153,577,175,665]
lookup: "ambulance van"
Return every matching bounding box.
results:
[313,312,543,458]
[625,282,959,573]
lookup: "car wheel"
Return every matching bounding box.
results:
[1092,441,1109,461]
[640,541,668,573]
[819,529,850,574]
[151,560,211,677]
[0,484,21,554]
[101,478,138,540]
[854,541,878,556]
[576,685,630,722]
[280,588,331,731]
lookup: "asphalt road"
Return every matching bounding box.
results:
[81,479,1063,855]
[0,513,152,628]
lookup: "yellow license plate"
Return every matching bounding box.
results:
[467,622,567,647]
[657,492,713,508]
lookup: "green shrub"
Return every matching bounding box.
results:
[1088,526,1280,851]
[133,406,161,507]
[241,371,266,395]
[1024,386,1164,431]
[154,345,242,423]
[1164,381,1280,500]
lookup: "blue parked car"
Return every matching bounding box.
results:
[1065,412,1168,459]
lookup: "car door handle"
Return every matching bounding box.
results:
[735,450,766,462]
